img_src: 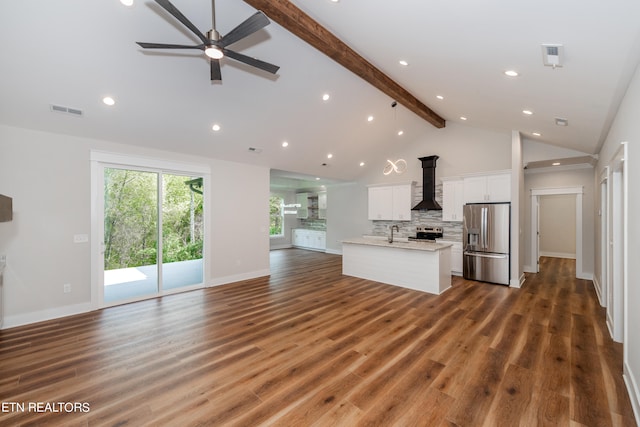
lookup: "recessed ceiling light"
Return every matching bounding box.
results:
[367,115,374,122]
[552,162,561,166]
[120,0,134,6]
[322,93,330,101]
[504,70,519,77]
[282,141,288,147]
[330,0,339,3]
[522,110,533,115]
[399,60,409,66]
[532,132,541,136]
[212,124,221,131]
[359,162,365,167]
[436,95,444,100]
[327,153,333,159]
[315,177,321,180]
[460,116,467,121]
[397,130,404,136]
[102,96,115,106]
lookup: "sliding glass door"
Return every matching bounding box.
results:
[102,167,204,304]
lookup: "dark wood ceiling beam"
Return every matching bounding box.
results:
[243,0,446,129]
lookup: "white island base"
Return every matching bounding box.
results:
[342,238,452,295]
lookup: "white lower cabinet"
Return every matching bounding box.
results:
[293,229,326,251]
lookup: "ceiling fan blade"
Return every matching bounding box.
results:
[155,0,209,45]
[137,42,203,50]
[224,49,279,74]
[219,11,270,48]
[210,59,222,81]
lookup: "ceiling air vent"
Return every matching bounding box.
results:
[542,44,564,68]
[555,117,569,126]
[50,104,83,117]
[247,147,263,154]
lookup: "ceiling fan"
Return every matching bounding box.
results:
[137,0,280,82]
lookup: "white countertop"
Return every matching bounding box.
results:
[342,236,452,252]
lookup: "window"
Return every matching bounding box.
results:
[270,195,284,237]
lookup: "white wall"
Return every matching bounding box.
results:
[596,61,640,419]
[0,124,270,327]
[511,131,525,287]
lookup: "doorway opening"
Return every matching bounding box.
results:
[530,187,585,278]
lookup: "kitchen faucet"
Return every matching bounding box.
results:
[389,225,400,243]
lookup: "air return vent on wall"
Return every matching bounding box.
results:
[50,104,84,117]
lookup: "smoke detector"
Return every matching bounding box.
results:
[542,44,564,68]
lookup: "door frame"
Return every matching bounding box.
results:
[607,142,627,343]
[90,151,211,309]
[529,186,585,278]
[599,167,609,308]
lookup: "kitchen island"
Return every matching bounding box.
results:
[342,237,452,295]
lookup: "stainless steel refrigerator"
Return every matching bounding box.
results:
[463,203,510,285]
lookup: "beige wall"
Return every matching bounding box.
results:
[539,194,576,258]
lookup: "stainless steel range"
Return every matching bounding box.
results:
[409,226,443,242]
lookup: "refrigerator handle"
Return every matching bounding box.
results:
[482,207,487,250]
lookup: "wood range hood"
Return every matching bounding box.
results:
[243,0,446,129]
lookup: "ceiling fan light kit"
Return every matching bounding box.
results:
[136,0,280,82]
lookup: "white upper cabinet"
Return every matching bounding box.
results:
[442,178,464,221]
[391,185,412,221]
[368,182,414,221]
[463,172,511,203]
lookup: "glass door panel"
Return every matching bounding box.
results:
[103,168,159,303]
[161,174,204,291]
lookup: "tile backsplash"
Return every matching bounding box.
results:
[368,183,463,243]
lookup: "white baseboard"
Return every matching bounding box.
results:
[2,302,94,330]
[624,361,640,425]
[592,277,605,306]
[523,264,536,273]
[325,248,342,255]
[270,244,293,250]
[208,268,271,287]
[509,273,525,288]
[577,272,593,281]
[540,251,576,259]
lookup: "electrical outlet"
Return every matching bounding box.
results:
[0,254,6,265]
[63,283,71,293]
[73,234,89,243]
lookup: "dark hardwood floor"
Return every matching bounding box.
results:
[0,250,636,426]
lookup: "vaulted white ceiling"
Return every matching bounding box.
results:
[1,0,639,183]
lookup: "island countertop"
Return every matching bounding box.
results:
[342,236,452,252]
